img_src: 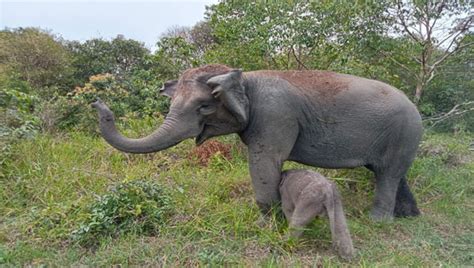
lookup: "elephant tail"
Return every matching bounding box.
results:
[325,182,355,260]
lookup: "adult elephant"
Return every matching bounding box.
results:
[92,64,422,220]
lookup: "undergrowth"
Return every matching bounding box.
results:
[0,118,472,266]
[71,179,173,247]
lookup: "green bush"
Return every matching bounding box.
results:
[0,73,40,139]
[52,72,169,134]
[71,179,174,247]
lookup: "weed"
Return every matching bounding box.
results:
[1,125,473,266]
[71,179,173,247]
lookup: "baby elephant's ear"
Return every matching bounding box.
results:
[160,80,178,98]
[206,69,249,125]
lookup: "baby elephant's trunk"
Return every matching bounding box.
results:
[325,183,355,260]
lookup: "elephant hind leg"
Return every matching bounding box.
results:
[371,156,420,219]
[370,109,421,220]
[371,123,421,219]
[371,170,402,220]
[287,198,324,239]
[394,176,420,217]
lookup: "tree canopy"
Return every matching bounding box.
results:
[0,0,472,135]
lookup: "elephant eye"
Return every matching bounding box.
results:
[199,104,216,115]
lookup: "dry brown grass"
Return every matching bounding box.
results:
[188,140,232,167]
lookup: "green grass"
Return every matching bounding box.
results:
[1,119,473,266]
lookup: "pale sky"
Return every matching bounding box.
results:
[0,0,219,50]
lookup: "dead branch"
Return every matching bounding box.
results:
[396,0,422,43]
[423,101,474,128]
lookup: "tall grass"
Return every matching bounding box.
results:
[1,119,473,266]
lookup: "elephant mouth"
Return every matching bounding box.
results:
[195,123,222,146]
[195,124,210,146]
[195,133,207,146]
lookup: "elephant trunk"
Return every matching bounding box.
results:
[91,99,183,154]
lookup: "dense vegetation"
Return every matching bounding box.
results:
[1,0,473,266]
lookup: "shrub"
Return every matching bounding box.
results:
[0,73,40,139]
[71,179,173,247]
[54,72,169,133]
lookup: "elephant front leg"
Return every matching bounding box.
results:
[249,153,284,215]
[246,122,298,219]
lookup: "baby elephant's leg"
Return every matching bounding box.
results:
[325,183,355,260]
[288,191,325,239]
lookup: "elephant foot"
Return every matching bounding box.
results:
[256,200,273,214]
[394,201,420,217]
[283,231,302,242]
[254,201,282,228]
[394,177,420,218]
[336,244,355,261]
[369,208,394,222]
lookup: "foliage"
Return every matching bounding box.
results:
[0,0,473,265]
[52,72,168,133]
[151,36,203,80]
[154,22,215,80]
[0,27,73,94]
[202,0,473,129]
[45,74,121,133]
[205,1,390,71]
[0,72,40,139]
[67,35,150,84]
[0,73,39,180]
[0,129,472,265]
[388,0,473,104]
[71,179,173,247]
[71,73,129,113]
[1,0,472,134]
[421,34,474,131]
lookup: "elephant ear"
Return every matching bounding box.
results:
[160,80,178,98]
[206,69,249,126]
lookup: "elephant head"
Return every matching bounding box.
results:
[91,64,249,154]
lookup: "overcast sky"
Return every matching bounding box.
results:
[0,0,219,50]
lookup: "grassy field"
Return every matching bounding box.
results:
[1,118,473,266]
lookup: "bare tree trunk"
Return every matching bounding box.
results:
[393,0,473,106]
[414,82,423,105]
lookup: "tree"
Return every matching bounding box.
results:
[389,0,473,104]
[421,33,474,131]
[189,21,216,56]
[67,35,150,84]
[205,1,389,71]
[151,35,202,80]
[155,22,216,76]
[0,27,73,92]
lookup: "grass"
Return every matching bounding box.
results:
[1,118,473,266]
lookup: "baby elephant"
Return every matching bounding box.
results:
[280,169,354,260]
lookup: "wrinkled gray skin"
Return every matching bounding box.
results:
[280,169,354,260]
[92,64,423,220]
